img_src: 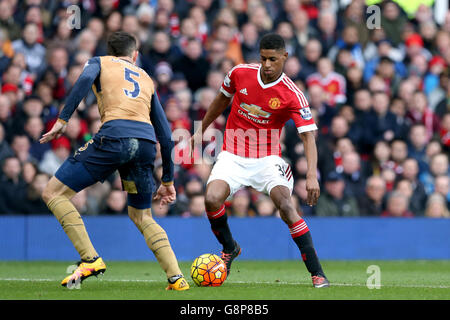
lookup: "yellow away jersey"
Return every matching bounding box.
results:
[93,56,155,125]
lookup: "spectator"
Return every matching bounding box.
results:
[407,124,429,172]
[370,140,392,176]
[103,190,128,215]
[0,156,27,214]
[307,84,336,134]
[341,151,367,198]
[0,28,11,76]
[306,57,346,107]
[434,175,450,209]
[358,175,386,216]
[247,2,272,36]
[395,178,423,216]
[182,193,206,218]
[439,113,450,153]
[401,158,428,213]
[12,23,46,78]
[0,0,21,40]
[424,193,449,218]
[316,10,337,55]
[255,195,276,217]
[24,116,49,161]
[229,188,254,217]
[381,191,414,218]
[11,95,44,136]
[0,123,12,162]
[22,160,37,185]
[406,91,441,140]
[435,81,450,118]
[18,172,51,214]
[46,47,69,101]
[152,198,170,218]
[328,25,364,69]
[424,55,447,97]
[39,136,71,176]
[299,38,322,79]
[11,134,34,164]
[240,22,260,63]
[363,39,406,84]
[362,91,398,147]
[1,0,449,219]
[420,153,450,195]
[289,9,318,51]
[390,139,408,176]
[316,171,359,217]
[172,37,210,92]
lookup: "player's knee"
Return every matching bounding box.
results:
[41,184,57,204]
[128,205,151,225]
[277,198,298,225]
[204,191,224,212]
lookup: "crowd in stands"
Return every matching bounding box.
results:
[0,0,449,218]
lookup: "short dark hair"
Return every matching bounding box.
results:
[107,31,137,57]
[259,33,285,51]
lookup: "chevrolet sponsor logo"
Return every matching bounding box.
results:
[239,103,272,118]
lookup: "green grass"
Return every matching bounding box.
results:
[0,260,449,300]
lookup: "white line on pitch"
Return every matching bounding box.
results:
[0,278,449,289]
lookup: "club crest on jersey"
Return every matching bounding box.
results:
[224,74,231,87]
[299,107,312,120]
[268,97,281,109]
[239,103,271,118]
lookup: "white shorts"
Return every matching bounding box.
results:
[207,151,294,199]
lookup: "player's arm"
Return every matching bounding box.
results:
[150,92,175,186]
[150,92,176,206]
[40,57,101,144]
[291,101,320,206]
[299,130,320,206]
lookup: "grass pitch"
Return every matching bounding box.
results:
[0,260,449,300]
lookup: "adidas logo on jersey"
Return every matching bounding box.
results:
[240,88,248,95]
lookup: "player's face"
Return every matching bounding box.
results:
[260,49,287,82]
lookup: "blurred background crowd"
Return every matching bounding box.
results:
[0,0,449,218]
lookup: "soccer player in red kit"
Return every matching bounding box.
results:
[190,33,329,288]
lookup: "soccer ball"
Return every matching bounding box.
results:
[190,253,227,287]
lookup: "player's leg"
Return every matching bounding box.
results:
[42,159,106,287]
[122,138,188,290]
[127,196,189,291]
[42,176,99,261]
[205,180,241,274]
[270,185,329,288]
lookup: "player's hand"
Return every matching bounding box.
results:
[305,176,320,206]
[39,120,67,144]
[153,184,176,208]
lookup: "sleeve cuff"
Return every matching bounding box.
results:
[161,181,174,186]
[220,87,233,98]
[57,118,67,125]
[297,124,318,134]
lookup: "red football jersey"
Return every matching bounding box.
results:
[220,63,317,158]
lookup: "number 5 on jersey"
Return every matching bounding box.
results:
[123,67,140,98]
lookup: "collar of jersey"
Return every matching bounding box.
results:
[257,64,285,89]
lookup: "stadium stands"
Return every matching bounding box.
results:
[0,0,449,218]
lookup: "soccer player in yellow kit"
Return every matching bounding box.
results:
[40,31,189,291]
